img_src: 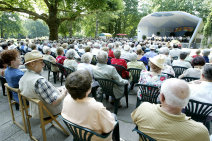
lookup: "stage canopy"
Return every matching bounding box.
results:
[137,11,204,47]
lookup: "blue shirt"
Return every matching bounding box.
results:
[203,56,209,63]
[143,51,157,59]
[4,67,24,102]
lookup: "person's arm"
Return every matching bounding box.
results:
[111,67,128,85]
[35,78,67,106]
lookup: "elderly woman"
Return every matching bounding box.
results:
[108,43,115,58]
[43,46,58,72]
[111,50,129,79]
[127,53,146,70]
[61,70,116,141]
[179,56,206,79]
[56,47,67,65]
[1,50,24,109]
[137,54,168,100]
[63,49,78,71]
[202,49,210,63]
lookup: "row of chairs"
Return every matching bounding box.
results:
[43,60,74,85]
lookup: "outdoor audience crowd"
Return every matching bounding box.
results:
[0,36,212,141]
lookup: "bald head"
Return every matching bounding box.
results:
[161,78,190,108]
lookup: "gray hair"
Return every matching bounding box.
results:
[202,49,210,56]
[43,46,51,54]
[107,43,114,49]
[131,53,137,61]
[97,50,108,64]
[114,50,121,59]
[66,49,75,59]
[202,64,212,81]
[81,53,92,64]
[159,47,169,55]
[161,78,190,108]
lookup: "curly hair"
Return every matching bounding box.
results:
[0,49,19,66]
[65,70,92,100]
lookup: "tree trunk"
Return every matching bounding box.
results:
[0,25,3,38]
[69,21,73,38]
[48,23,59,40]
[95,19,99,38]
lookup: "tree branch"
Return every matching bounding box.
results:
[43,0,51,8]
[0,5,47,21]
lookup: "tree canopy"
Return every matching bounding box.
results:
[0,0,123,40]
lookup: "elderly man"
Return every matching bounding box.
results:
[93,50,128,99]
[19,50,67,118]
[143,45,157,59]
[189,64,212,104]
[172,51,192,68]
[131,78,209,141]
[120,45,132,61]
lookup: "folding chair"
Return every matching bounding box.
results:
[20,94,69,141]
[43,60,58,84]
[4,83,27,133]
[0,76,6,96]
[132,126,156,141]
[56,63,74,85]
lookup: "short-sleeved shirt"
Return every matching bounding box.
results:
[56,55,67,65]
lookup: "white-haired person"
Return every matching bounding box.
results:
[43,46,59,72]
[108,43,115,58]
[137,55,168,100]
[93,50,128,100]
[111,50,129,79]
[127,53,146,70]
[63,49,78,71]
[120,45,133,61]
[202,49,210,63]
[131,78,209,141]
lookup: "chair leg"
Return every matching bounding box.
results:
[136,97,142,108]
[114,100,119,114]
[53,72,57,84]
[60,74,63,86]
[48,71,50,81]
[38,105,47,141]
[124,84,128,107]
[112,122,120,141]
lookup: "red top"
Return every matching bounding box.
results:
[108,49,115,58]
[56,56,67,65]
[192,55,201,58]
[111,58,129,79]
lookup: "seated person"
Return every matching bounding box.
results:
[19,50,67,118]
[1,50,24,109]
[172,51,192,68]
[56,47,66,65]
[192,49,201,58]
[93,51,128,100]
[111,50,129,79]
[132,78,209,141]
[137,55,168,100]
[64,49,78,71]
[179,56,205,79]
[189,64,212,105]
[202,49,210,63]
[43,46,59,72]
[127,53,146,70]
[62,70,117,141]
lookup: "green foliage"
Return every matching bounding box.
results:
[202,8,212,47]
[0,12,24,38]
[23,19,49,38]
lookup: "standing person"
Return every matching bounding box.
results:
[19,50,67,118]
[1,50,24,109]
[132,78,209,141]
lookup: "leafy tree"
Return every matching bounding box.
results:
[24,19,49,38]
[0,0,123,40]
[202,8,212,47]
[0,12,23,38]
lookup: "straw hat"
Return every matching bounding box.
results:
[24,50,43,64]
[149,54,165,69]
[149,45,156,50]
